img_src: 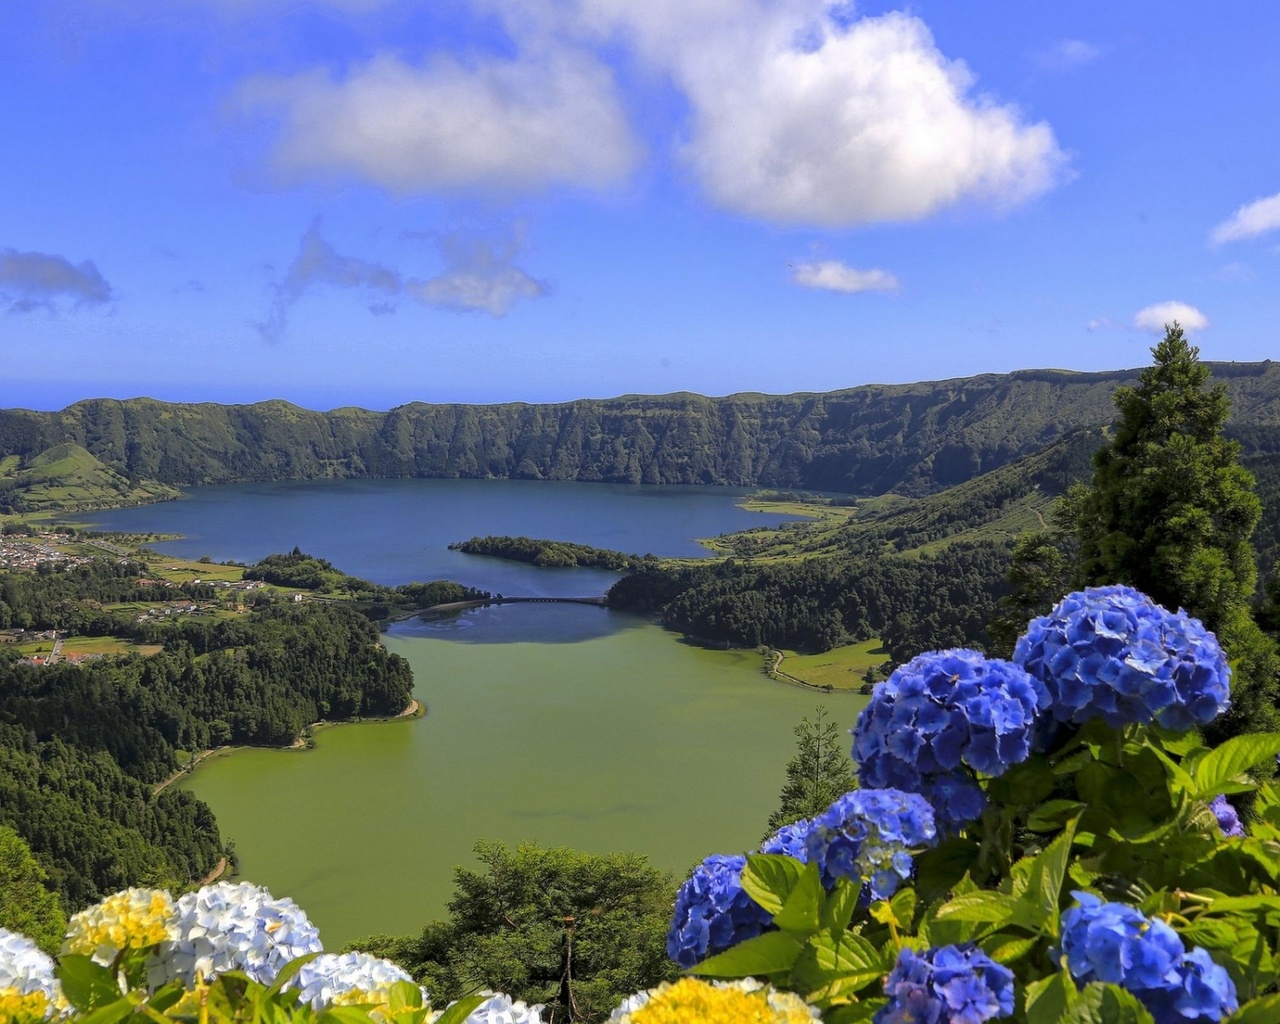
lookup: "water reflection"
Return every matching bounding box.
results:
[388,602,646,645]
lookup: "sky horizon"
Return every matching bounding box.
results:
[3,2,1278,413]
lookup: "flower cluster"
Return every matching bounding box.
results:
[875,945,1015,1024]
[433,992,545,1024]
[1057,892,1238,1023]
[63,887,177,964]
[156,881,323,987]
[852,649,1046,830]
[799,789,936,899]
[609,978,818,1024]
[666,855,772,967]
[1,929,65,1023]
[1210,794,1245,838]
[1014,585,1231,730]
[291,951,422,1017]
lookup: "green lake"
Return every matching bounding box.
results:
[78,478,861,947]
[181,608,866,946]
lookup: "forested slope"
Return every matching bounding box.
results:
[2,361,1277,497]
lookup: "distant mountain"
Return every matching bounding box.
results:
[2,361,1277,498]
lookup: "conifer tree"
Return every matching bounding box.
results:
[1071,323,1279,737]
[766,706,856,835]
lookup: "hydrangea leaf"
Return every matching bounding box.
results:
[1024,971,1071,1024]
[1229,992,1280,1024]
[740,853,806,917]
[1027,799,1086,832]
[428,994,487,1024]
[981,934,1038,965]
[687,930,804,978]
[1062,983,1156,1024]
[913,837,980,906]
[1026,817,1078,937]
[71,1000,137,1024]
[822,997,887,1023]
[1193,733,1280,798]
[935,890,1021,925]
[264,951,323,997]
[792,934,884,1002]
[55,954,123,1012]
[818,878,861,936]
[772,861,824,933]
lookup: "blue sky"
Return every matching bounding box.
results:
[2,1,1278,411]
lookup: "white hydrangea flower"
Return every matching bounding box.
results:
[290,951,425,1015]
[151,881,323,988]
[450,992,546,1024]
[1,928,66,1020]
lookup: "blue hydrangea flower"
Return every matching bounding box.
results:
[1014,586,1231,731]
[666,855,773,968]
[875,945,1015,1024]
[1057,893,1238,1023]
[852,649,1047,830]
[802,789,936,899]
[154,881,323,988]
[760,819,812,861]
[1209,795,1244,838]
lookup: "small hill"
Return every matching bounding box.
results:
[0,443,181,513]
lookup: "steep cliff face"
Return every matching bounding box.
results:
[2,361,1277,497]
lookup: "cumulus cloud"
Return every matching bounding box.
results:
[576,4,1067,226]
[0,248,112,313]
[791,260,899,294]
[1133,301,1208,335]
[1210,190,1280,244]
[232,1,1063,226]
[239,49,638,195]
[258,221,545,340]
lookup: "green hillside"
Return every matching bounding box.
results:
[2,361,1277,498]
[0,442,181,513]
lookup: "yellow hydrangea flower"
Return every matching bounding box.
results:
[615,978,819,1024]
[0,987,54,1024]
[63,887,178,963]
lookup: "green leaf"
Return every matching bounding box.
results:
[76,1002,139,1024]
[819,878,862,935]
[429,995,488,1024]
[1024,972,1071,1024]
[773,860,825,933]
[1229,992,1280,1023]
[266,950,323,997]
[823,998,887,1023]
[741,854,806,917]
[913,838,980,905]
[981,934,1038,965]
[689,931,805,977]
[1027,816,1078,937]
[56,954,123,1012]
[935,891,1020,924]
[1027,800,1087,832]
[1194,734,1280,797]
[321,1008,386,1024]
[889,888,917,930]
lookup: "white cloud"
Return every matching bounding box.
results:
[622,7,1065,226]
[1086,316,1117,332]
[1133,301,1208,335]
[240,49,638,195]
[791,260,899,294]
[236,1,1063,224]
[1210,190,1280,244]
